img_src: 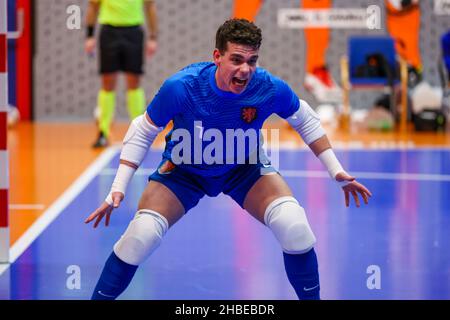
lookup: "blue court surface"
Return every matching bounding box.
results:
[1,148,449,300]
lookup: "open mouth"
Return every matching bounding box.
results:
[232,77,248,87]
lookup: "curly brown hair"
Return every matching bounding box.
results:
[215,19,262,54]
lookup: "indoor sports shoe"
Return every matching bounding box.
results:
[407,65,422,88]
[92,131,109,148]
[304,66,343,103]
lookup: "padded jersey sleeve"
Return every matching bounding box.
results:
[146,77,186,128]
[273,77,300,119]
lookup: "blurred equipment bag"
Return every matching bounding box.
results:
[413,109,447,132]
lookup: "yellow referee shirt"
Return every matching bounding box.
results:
[90,0,153,26]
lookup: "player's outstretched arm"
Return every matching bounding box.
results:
[335,171,372,207]
[286,99,372,207]
[84,192,124,228]
[308,136,372,208]
[85,113,163,228]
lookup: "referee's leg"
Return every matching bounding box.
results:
[124,26,146,121]
[125,73,145,120]
[93,26,120,147]
[93,74,117,148]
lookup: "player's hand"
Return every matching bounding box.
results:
[85,37,96,57]
[146,39,157,58]
[335,172,372,208]
[84,192,124,228]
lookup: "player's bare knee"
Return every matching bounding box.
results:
[113,209,169,265]
[264,196,316,254]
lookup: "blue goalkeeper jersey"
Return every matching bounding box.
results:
[147,62,300,177]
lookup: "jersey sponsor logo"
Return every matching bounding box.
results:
[241,107,257,123]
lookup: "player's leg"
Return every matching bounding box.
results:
[91,181,185,300]
[226,166,320,300]
[303,0,332,75]
[244,174,320,300]
[124,26,146,121]
[302,0,341,103]
[385,0,422,85]
[92,160,205,300]
[232,0,263,22]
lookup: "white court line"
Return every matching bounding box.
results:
[100,168,450,182]
[0,265,8,275]
[0,145,120,276]
[281,170,450,182]
[150,142,450,151]
[268,140,450,151]
[9,204,46,210]
[275,145,450,151]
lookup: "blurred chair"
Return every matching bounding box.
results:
[340,36,408,132]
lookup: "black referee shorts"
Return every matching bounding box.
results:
[99,24,144,75]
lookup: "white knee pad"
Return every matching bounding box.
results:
[264,196,316,254]
[113,209,169,266]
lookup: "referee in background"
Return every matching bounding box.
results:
[85,0,158,148]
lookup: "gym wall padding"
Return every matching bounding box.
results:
[33,0,450,120]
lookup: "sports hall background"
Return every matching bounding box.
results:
[33,0,449,120]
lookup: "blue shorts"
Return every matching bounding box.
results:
[148,159,278,212]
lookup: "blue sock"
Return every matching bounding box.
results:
[283,248,320,300]
[91,251,138,300]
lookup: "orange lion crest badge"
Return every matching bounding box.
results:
[241,107,257,123]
